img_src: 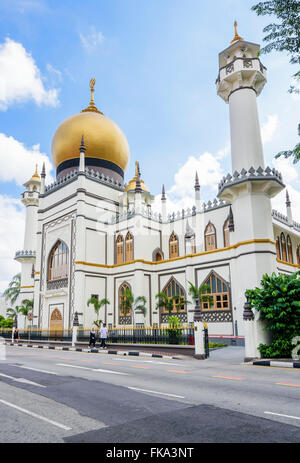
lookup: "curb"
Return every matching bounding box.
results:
[252,360,300,369]
[5,343,181,360]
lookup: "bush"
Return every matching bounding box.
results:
[247,271,300,358]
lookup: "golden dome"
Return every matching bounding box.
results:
[125,161,149,192]
[51,79,130,172]
[30,164,41,182]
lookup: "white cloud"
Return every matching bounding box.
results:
[272,156,299,184]
[261,114,279,145]
[0,195,25,295]
[0,38,59,110]
[153,150,225,213]
[79,27,105,52]
[46,63,62,82]
[0,133,54,185]
[272,184,300,224]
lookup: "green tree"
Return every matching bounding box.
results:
[87,297,110,323]
[252,0,300,162]
[20,299,34,329]
[6,305,23,320]
[188,281,213,309]
[155,292,189,315]
[3,273,21,305]
[246,271,300,358]
[120,289,147,322]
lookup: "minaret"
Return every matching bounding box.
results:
[161,184,167,221]
[194,171,201,212]
[40,162,46,194]
[15,165,41,309]
[79,135,86,173]
[216,23,285,360]
[286,190,293,226]
[217,21,267,172]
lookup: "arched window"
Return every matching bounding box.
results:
[119,281,132,324]
[297,246,300,266]
[287,235,293,264]
[48,241,68,281]
[160,277,187,322]
[116,235,124,264]
[223,217,230,248]
[169,232,179,258]
[153,248,163,262]
[280,233,287,262]
[125,231,133,262]
[202,271,230,311]
[205,222,217,251]
[276,236,281,260]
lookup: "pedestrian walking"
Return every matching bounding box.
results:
[100,323,108,349]
[14,328,19,345]
[89,327,96,348]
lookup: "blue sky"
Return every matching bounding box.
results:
[0,0,299,291]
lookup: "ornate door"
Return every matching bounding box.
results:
[50,308,63,339]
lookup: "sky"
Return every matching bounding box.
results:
[0,0,299,294]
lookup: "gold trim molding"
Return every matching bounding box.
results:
[75,239,276,269]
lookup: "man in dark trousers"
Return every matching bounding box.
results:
[100,323,108,349]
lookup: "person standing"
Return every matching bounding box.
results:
[14,328,19,345]
[100,323,108,349]
[89,327,96,348]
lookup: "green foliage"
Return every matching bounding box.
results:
[3,273,21,305]
[166,315,183,338]
[87,297,110,321]
[0,316,14,328]
[188,281,213,308]
[246,271,300,358]
[120,289,147,319]
[155,292,189,315]
[251,0,300,162]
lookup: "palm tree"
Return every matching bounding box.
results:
[155,292,177,315]
[188,281,213,309]
[119,289,147,325]
[6,305,23,319]
[87,297,110,323]
[3,273,21,305]
[20,299,34,329]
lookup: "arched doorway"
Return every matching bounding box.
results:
[50,308,63,339]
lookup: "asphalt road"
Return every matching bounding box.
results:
[0,345,299,443]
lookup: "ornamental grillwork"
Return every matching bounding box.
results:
[202,311,233,323]
[160,312,188,323]
[47,278,68,291]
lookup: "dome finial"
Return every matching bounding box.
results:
[230,20,243,44]
[81,78,104,115]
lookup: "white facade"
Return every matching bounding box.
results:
[14,32,300,355]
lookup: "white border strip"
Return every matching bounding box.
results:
[0,399,72,430]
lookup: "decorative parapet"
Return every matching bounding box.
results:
[15,250,36,260]
[218,166,284,196]
[272,210,300,233]
[272,209,288,225]
[44,169,78,195]
[110,200,229,225]
[216,57,267,85]
[85,168,124,191]
[44,168,125,196]
[293,221,300,232]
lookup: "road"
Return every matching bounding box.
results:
[0,344,299,443]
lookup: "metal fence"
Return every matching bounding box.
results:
[0,325,195,346]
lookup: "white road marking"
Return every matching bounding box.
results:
[0,373,46,388]
[56,363,129,375]
[127,386,185,399]
[264,411,300,421]
[14,365,58,375]
[117,358,181,366]
[0,399,72,430]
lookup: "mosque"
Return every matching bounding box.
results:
[15,24,300,352]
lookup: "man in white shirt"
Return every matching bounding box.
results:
[99,323,108,349]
